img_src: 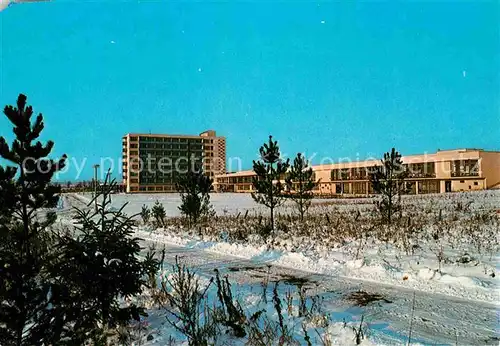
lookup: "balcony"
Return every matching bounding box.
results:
[407,172,436,178]
[346,175,368,180]
[451,171,479,177]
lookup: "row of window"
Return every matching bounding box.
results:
[317,180,440,195]
[217,173,317,184]
[331,164,436,181]
[137,153,203,161]
[129,185,177,192]
[140,143,203,150]
[329,160,480,180]
[138,178,177,184]
[236,184,252,191]
[407,180,440,194]
[136,155,203,163]
[139,137,202,144]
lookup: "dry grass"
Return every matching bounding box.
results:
[141,192,499,276]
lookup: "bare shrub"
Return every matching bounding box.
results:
[161,257,215,345]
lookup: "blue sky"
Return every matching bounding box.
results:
[0,1,498,181]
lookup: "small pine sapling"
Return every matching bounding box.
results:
[369,148,408,225]
[285,153,318,221]
[151,200,166,228]
[51,173,160,343]
[176,149,214,227]
[252,135,290,233]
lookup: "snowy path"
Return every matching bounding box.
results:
[140,237,499,346]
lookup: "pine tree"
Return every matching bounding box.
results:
[50,173,159,343]
[0,94,67,345]
[285,153,317,221]
[252,136,290,232]
[151,200,166,228]
[369,148,408,224]
[176,152,214,227]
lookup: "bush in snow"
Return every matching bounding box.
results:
[141,204,151,225]
[213,269,246,337]
[161,256,217,345]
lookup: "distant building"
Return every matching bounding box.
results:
[214,148,500,195]
[122,130,226,193]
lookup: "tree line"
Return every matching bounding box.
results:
[250,135,408,232]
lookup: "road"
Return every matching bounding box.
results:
[139,236,498,346]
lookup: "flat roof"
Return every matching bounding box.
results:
[215,170,255,178]
[124,133,204,139]
[123,130,223,139]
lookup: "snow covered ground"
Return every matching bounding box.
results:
[60,190,500,345]
[135,229,498,345]
[73,192,339,217]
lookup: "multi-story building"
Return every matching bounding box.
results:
[122,130,226,193]
[213,148,500,195]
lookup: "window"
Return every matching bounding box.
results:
[342,182,350,194]
[474,182,478,186]
[424,162,435,177]
[331,169,340,180]
[351,167,367,180]
[452,160,479,177]
[460,180,464,183]
[330,169,349,180]
[352,182,367,194]
[418,180,439,194]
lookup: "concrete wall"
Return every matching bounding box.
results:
[314,169,332,183]
[213,137,227,175]
[451,179,485,192]
[479,151,500,189]
[435,160,451,179]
